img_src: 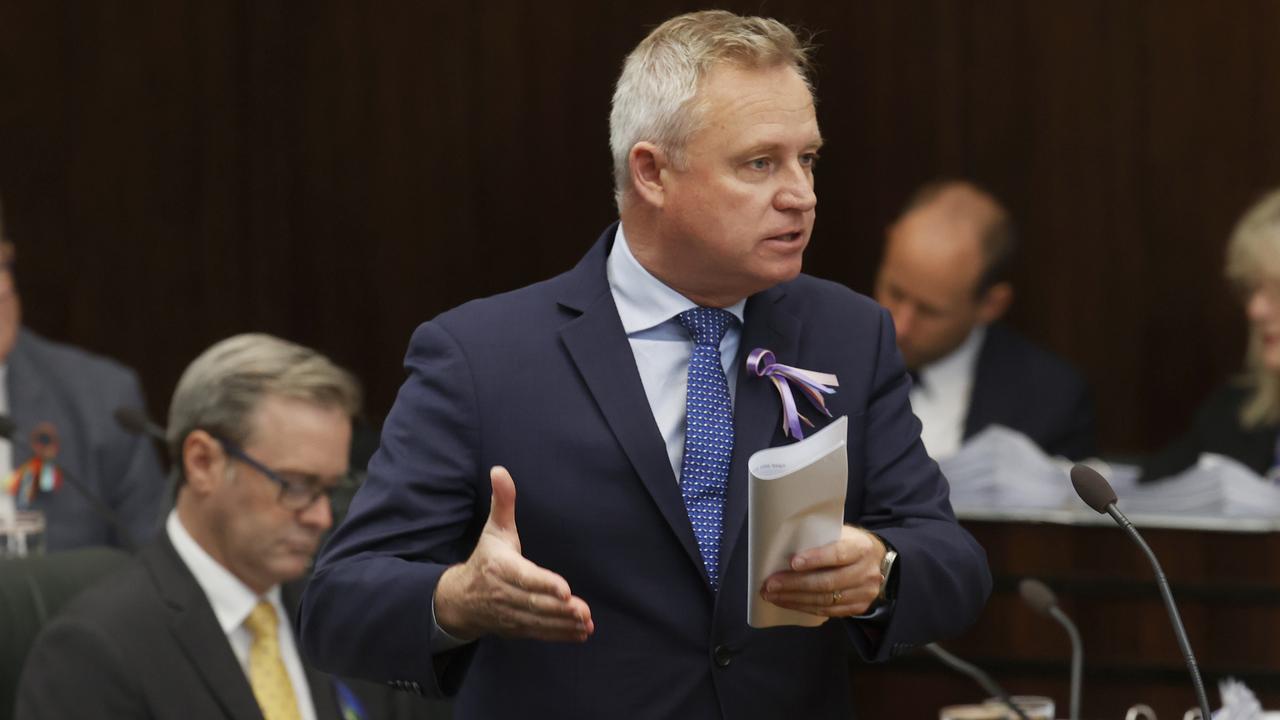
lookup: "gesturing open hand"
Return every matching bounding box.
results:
[434,466,594,643]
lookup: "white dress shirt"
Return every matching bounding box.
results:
[909,326,986,459]
[607,225,746,481]
[166,511,318,720]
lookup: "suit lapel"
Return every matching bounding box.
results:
[146,538,265,720]
[559,291,708,584]
[962,326,999,440]
[718,287,799,583]
[557,226,708,584]
[5,330,48,466]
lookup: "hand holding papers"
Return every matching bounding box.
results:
[748,416,848,628]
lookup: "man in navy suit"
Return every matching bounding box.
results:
[874,180,1097,460]
[300,11,991,718]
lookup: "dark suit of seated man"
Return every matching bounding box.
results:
[874,180,1097,460]
[0,229,165,550]
[16,333,441,720]
[298,11,991,719]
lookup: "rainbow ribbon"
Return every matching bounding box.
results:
[5,421,63,508]
[746,348,839,440]
[5,457,62,508]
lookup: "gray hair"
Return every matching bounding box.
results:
[609,10,814,209]
[167,333,362,478]
[1225,188,1280,427]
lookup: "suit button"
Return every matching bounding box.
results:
[713,644,734,668]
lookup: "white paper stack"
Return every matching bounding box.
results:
[939,425,1074,511]
[1121,454,1280,518]
[747,416,849,629]
[1213,677,1273,720]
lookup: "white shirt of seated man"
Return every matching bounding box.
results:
[909,325,986,459]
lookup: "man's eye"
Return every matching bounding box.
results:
[800,153,820,168]
[748,158,771,171]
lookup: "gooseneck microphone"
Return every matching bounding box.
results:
[113,407,167,443]
[0,414,136,551]
[1019,578,1082,720]
[1070,465,1212,720]
[924,643,1032,720]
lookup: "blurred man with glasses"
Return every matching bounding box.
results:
[18,333,441,720]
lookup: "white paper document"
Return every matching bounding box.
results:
[747,415,848,628]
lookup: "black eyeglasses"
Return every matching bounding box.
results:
[212,433,356,511]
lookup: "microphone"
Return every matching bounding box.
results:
[0,415,137,551]
[1019,578,1082,720]
[113,406,167,443]
[924,643,1031,720]
[1070,464,1212,719]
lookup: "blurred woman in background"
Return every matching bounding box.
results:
[1143,188,1280,481]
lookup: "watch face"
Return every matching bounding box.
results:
[878,550,898,601]
[880,549,898,576]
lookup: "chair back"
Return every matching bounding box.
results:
[0,548,132,720]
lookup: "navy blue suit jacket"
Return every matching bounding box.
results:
[965,323,1097,461]
[300,226,991,719]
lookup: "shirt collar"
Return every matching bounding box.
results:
[918,325,987,392]
[607,224,746,334]
[166,510,283,634]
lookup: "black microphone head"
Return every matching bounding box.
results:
[1071,464,1118,514]
[114,407,150,436]
[1018,578,1058,616]
[0,414,14,439]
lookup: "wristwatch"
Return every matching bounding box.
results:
[877,547,899,603]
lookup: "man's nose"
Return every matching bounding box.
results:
[891,305,914,340]
[774,166,817,212]
[298,493,334,531]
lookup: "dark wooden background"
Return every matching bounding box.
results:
[4,0,1280,716]
[3,1,1278,455]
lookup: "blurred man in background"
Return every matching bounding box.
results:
[874,180,1096,460]
[0,196,165,550]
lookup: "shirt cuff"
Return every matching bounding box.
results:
[429,590,475,653]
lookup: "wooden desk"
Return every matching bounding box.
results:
[851,517,1280,718]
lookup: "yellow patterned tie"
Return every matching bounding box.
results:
[244,600,302,720]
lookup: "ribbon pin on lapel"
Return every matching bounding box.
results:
[746,348,839,440]
[5,422,63,507]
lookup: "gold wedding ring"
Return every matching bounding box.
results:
[831,590,842,605]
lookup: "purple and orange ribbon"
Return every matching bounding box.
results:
[746,348,839,440]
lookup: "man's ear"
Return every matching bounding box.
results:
[629,142,669,208]
[182,430,225,496]
[977,282,1013,324]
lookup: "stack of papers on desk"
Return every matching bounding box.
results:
[1122,454,1280,518]
[939,425,1074,510]
[940,422,1280,519]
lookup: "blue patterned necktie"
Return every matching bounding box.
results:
[677,307,736,590]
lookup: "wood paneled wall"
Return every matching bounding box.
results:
[2,1,1279,454]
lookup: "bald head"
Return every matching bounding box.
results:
[874,181,1015,369]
